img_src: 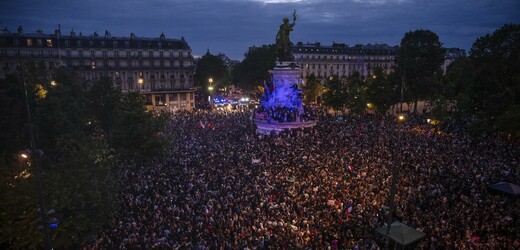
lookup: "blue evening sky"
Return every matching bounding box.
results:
[1,0,519,60]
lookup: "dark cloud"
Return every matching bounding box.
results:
[1,0,519,60]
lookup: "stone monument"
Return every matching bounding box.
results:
[254,10,317,135]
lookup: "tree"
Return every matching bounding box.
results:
[322,76,348,112]
[110,92,170,162]
[443,24,520,134]
[466,24,520,131]
[88,74,122,136]
[232,44,277,90]
[0,67,170,248]
[302,74,324,105]
[194,51,230,90]
[396,29,445,113]
[0,68,119,249]
[0,75,27,167]
[366,68,399,115]
[344,72,368,115]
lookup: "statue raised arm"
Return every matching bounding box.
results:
[276,10,297,62]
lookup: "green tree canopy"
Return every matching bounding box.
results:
[232,44,277,90]
[322,76,348,112]
[344,72,369,115]
[446,24,520,134]
[194,51,230,90]
[366,68,399,115]
[396,29,445,112]
[0,66,170,248]
[302,74,324,105]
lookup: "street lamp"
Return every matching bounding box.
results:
[384,114,406,250]
[208,77,214,110]
[138,77,144,90]
[20,63,53,250]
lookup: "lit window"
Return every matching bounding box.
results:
[27,39,33,46]
[46,39,53,47]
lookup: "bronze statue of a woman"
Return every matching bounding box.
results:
[276,10,297,62]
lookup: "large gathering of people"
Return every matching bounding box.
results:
[86,109,519,249]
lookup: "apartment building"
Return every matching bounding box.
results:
[292,41,465,83]
[0,26,196,112]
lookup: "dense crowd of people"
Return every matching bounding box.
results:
[86,109,520,249]
[255,106,316,123]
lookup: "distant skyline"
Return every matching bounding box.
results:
[1,0,519,60]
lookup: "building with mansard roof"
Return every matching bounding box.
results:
[292,41,465,83]
[0,26,195,112]
[292,42,399,83]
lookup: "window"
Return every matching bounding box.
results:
[64,40,69,47]
[14,39,20,46]
[89,40,94,47]
[78,40,82,47]
[155,95,165,106]
[90,50,95,57]
[27,39,33,46]
[125,41,130,48]
[113,41,118,48]
[101,41,105,47]
[91,61,96,69]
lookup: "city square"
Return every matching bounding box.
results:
[1,0,520,249]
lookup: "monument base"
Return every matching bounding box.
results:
[254,119,317,135]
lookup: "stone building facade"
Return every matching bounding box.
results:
[0,26,195,112]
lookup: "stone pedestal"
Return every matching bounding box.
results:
[254,60,317,135]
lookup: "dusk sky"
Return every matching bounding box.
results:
[1,0,519,60]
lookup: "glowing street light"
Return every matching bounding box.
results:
[208,77,214,91]
[208,78,214,110]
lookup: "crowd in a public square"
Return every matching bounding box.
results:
[85,109,520,249]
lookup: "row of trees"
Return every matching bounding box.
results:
[0,64,170,248]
